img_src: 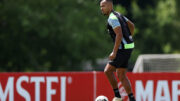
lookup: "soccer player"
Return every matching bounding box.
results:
[99,0,136,101]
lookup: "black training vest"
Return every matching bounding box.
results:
[107,11,134,49]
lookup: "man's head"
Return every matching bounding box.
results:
[100,0,113,16]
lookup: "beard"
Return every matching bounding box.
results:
[101,11,108,16]
[103,13,108,16]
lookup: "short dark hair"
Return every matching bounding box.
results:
[106,0,113,3]
[100,0,113,3]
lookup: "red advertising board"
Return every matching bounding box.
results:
[127,73,180,101]
[0,72,180,101]
[0,72,94,101]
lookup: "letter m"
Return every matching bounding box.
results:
[136,80,153,101]
[0,77,14,101]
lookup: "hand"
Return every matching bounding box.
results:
[109,52,117,60]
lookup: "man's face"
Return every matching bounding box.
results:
[100,1,110,16]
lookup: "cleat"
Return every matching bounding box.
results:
[112,97,123,101]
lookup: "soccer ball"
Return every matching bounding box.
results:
[95,95,109,101]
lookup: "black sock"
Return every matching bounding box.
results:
[128,93,136,101]
[113,88,121,98]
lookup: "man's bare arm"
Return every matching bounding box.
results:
[127,20,135,35]
[113,26,123,53]
[109,26,123,60]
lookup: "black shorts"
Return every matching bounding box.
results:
[109,49,133,68]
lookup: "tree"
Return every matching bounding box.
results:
[128,0,180,63]
[0,0,111,71]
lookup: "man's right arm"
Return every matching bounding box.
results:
[127,20,135,35]
[124,17,135,35]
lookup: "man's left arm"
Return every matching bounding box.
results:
[109,26,123,60]
[108,15,123,60]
